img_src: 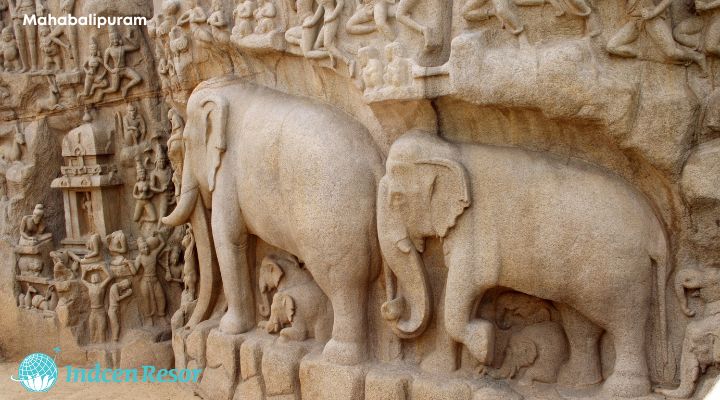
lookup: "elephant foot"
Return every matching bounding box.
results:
[219,311,253,335]
[322,338,366,366]
[280,327,306,342]
[464,320,495,364]
[655,385,695,399]
[601,371,650,398]
[557,356,602,388]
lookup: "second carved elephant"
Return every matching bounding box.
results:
[162,77,384,365]
[377,130,669,397]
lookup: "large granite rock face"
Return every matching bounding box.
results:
[1,1,720,400]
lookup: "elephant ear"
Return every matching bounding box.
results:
[200,95,228,193]
[416,158,471,238]
[513,337,538,368]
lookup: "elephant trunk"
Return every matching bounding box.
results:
[162,166,199,227]
[496,307,511,331]
[258,290,271,318]
[378,178,431,339]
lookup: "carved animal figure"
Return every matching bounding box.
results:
[656,266,720,398]
[489,321,568,385]
[257,253,332,341]
[162,77,384,365]
[377,130,669,397]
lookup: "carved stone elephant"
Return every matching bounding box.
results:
[489,321,568,386]
[162,76,384,365]
[377,130,669,397]
[257,253,333,342]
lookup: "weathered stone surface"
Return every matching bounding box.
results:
[300,356,366,400]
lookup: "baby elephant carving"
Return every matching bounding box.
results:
[489,321,568,385]
[257,253,332,342]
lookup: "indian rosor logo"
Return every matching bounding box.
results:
[10,350,59,392]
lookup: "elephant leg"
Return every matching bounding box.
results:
[556,303,603,388]
[213,203,256,334]
[308,251,369,366]
[444,261,496,365]
[601,311,651,397]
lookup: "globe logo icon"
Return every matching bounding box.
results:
[11,353,58,392]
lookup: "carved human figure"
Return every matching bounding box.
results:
[156,49,174,94]
[358,46,383,90]
[80,38,107,100]
[395,0,438,48]
[673,0,720,57]
[122,104,146,147]
[130,234,166,326]
[133,164,157,223]
[177,0,215,60]
[607,0,707,74]
[167,108,185,199]
[163,245,183,284]
[546,0,601,37]
[81,267,111,343]
[462,0,531,45]
[655,266,720,398]
[180,224,197,305]
[19,204,46,246]
[101,30,142,99]
[384,42,411,87]
[58,0,78,69]
[285,0,315,53]
[302,0,354,71]
[207,0,231,44]
[0,27,20,71]
[253,0,277,34]
[169,26,194,84]
[38,25,68,72]
[232,0,257,38]
[78,233,103,264]
[51,250,74,281]
[106,230,128,267]
[346,0,394,40]
[151,151,174,224]
[9,0,38,72]
[108,279,132,342]
[2,125,24,162]
[157,13,177,52]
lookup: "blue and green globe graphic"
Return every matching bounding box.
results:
[11,353,58,392]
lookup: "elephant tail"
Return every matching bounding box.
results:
[649,227,674,383]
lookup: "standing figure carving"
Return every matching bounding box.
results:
[0,26,20,71]
[133,163,157,223]
[82,266,111,344]
[9,0,38,72]
[131,233,167,326]
[108,279,132,342]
